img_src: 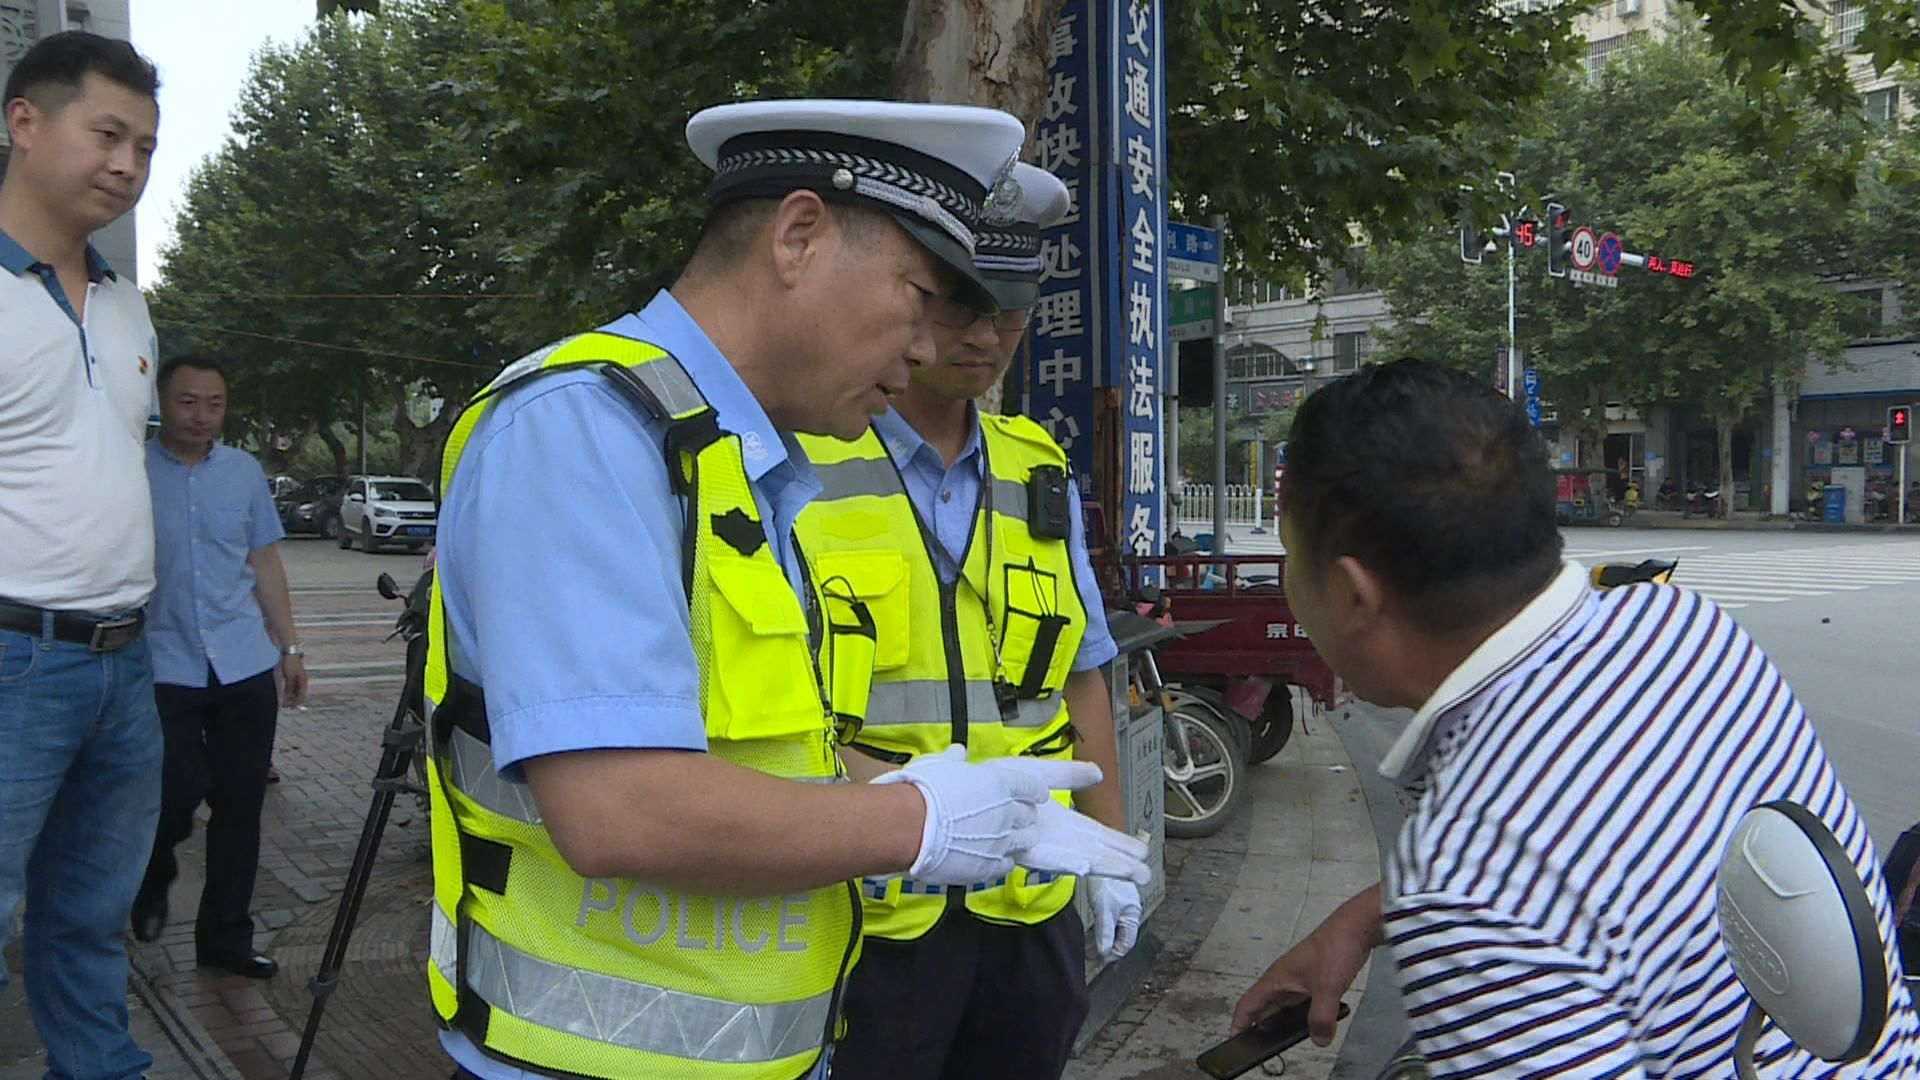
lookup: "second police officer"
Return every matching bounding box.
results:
[797,163,1137,1080]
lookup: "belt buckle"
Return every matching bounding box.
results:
[88,617,138,652]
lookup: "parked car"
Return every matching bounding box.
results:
[337,475,437,553]
[277,476,349,539]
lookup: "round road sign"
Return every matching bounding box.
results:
[1598,232,1624,276]
[1571,226,1598,272]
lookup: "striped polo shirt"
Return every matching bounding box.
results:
[1381,562,1919,1077]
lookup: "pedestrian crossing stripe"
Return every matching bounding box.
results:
[1610,544,1920,610]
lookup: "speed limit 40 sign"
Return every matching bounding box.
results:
[1570,226,1598,272]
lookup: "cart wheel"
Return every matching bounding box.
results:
[1607,512,1624,528]
[1249,689,1296,765]
[1163,705,1249,839]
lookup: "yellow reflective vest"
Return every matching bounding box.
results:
[423,332,863,1080]
[796,414,1087,941]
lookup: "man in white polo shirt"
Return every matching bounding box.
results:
[1231,360,1917,1076]
[0,30,165,1080]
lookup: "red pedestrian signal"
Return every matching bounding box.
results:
[1890,405,1912,445]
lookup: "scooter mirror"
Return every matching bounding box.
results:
[375,573,400,601]
[1716,801,1890,1069]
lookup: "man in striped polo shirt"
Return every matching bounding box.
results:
[1232,360,1918,1076]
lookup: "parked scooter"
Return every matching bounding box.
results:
[1117,584,1250,840]
[1683,484,1722,518]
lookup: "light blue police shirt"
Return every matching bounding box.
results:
[870,407,1117,672]
[436,291,829,1079]
[144,440,285,687]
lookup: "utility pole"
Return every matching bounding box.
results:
[1210,213,1228,551]
[1498,172,1520,402]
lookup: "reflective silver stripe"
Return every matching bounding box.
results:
[864,679,1061,729]
[810,457,903,503]
[432,905,831,1065]
[861,870,1062,898]
[430,901,458,985]
[625,353,708,419]
[810,458,1028,523]
[449,726,543,825]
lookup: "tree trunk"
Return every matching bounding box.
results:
[393,392,466,482]
[1579,383,1608,475]
[893,0,1062,126]
[259,418,319,476]
[1717,412,1737,520]
[317,421,350,479]
[894,0,1063,417]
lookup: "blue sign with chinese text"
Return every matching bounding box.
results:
[1111,0,1166,559]
[1030,0,1100,490]
[1166,221,1219,282]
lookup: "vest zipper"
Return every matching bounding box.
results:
[939,578,970,912]
[820,878,862,1064]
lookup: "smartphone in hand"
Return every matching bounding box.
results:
[1195,996,1352,1080]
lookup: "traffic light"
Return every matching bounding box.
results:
[1459,216,1488,265]
[1890,404,1913,444]
[1545,202,1572,278]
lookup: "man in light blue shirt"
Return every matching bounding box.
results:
[432,101,1151,1080]
[133,355,306,981]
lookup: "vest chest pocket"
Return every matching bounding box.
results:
[999,560,1074,699]
[812,551,910,672]
[702,555,827,742]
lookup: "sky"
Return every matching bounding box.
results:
[131,0,316,280]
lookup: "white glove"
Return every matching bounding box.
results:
[874,746,1104,886]
[1089,877,1143,960]
[1024,800,1153,886]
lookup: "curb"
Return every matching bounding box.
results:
[1071,802,1253,1065]
[129,954,245,1080]
[1618,514,1920,533]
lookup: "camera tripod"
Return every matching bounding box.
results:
[289,572,431,1080]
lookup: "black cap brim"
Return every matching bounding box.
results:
[984,274,1040,311]
[889,214,1000,316]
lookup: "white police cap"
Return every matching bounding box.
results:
[976,162,1072,310]
[687,99,1027,313]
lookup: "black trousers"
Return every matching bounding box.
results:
[137,666,277,956]
[832,904,1090,1080]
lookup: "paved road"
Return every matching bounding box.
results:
[1187,522,1920,851]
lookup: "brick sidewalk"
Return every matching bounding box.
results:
[2,546,1344,1079]
[129,690,440,1080]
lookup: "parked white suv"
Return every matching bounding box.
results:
[337,475,438,554]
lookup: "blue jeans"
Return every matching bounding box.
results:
[0,619,163,1080]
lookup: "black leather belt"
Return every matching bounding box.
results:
[0,600,144,651]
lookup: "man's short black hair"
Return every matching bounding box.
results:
[3,31,160,111]
[157,354,227,394]
[1281,358,1562,634]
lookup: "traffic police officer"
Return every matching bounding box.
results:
[796,163,1138,1079]
[423,103,1153,1080]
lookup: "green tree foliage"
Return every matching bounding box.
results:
[150,7,505,477]
[157,1,1920,479]
[1368,33,1868,516]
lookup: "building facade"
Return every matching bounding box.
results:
[0,0,140,281]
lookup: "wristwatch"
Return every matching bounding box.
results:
[280,644,304,658]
